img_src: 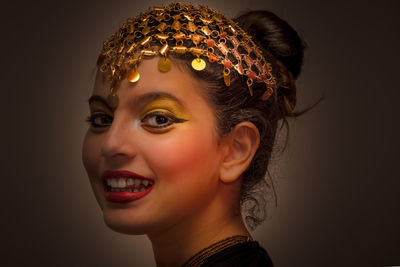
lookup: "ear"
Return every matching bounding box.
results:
[219,122,260,183]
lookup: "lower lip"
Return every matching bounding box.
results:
[104,186,154,203]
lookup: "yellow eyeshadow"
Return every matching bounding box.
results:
[140,98,190,119]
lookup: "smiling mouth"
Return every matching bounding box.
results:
[102,170,155,203]
[105,177,154,192]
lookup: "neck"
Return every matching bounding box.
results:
[148,202,250,267]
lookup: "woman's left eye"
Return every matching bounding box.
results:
[141,111,186,130]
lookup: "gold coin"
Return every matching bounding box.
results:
[127,69,140,83]
[107,93,119,109]
[191,58,206,71]
[158,57,172,72]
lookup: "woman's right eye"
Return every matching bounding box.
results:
[86,113,113,128]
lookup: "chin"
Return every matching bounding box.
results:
[102,210,155,235]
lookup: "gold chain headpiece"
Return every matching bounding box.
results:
[98,2,278,108]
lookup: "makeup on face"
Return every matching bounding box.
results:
[138,94,190,132]
[86,95,192,204]
[102,169,155,203]
[86,92,192,133]
[138,96,190,121]
[86,96,114,130]
[83,58,224,236]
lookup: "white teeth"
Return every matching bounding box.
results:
[111,179,118,188]
[118,178,126,188]
[107,177,154,190]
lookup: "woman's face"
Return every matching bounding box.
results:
[82,58,225,235]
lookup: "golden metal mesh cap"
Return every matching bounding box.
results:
[98,2,278,108]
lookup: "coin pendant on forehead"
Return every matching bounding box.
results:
[191,58,206,71]
[127,69,140,83]
[158,57,172,72]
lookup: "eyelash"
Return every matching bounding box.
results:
[85,111,186,130]
[141,111,186,129]
[85,113,113,128]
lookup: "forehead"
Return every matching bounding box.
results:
[94,58,207,102]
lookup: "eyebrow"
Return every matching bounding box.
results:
[88,95,112,110]
[133,91,185,107]
[87,91,185,109]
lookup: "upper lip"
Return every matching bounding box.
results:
[102,170,154,182]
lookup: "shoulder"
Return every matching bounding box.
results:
[201,241,274,267]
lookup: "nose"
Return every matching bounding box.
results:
[101,115,137,161]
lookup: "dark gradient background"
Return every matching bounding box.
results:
[2,0,399,266]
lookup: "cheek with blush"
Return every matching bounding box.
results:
[143,128,220,186]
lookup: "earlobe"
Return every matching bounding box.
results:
[219,122,260,183]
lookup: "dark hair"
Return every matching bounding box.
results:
[173,10,306,229]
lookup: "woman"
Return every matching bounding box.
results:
[82,2,305,266]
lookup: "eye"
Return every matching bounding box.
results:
[86,113,113,128]
[141,111,186,130]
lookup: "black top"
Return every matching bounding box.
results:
[199,241,274,267]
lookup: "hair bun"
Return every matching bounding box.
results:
[234,10,306,79]
[234,10,306,116]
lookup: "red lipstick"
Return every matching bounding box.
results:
[102,170,154,203]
